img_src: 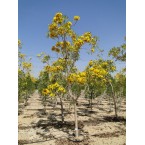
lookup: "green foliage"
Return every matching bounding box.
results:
[37,70,50,96]
[108,38,126,62]
[18,40,36,103]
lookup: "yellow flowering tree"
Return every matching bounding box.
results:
[40,63,67,122]
[36,53,51,97]
[18,40,36,105]
[106,70,126,118]
[107,38,126,118]
[37,53,68,122]
[46,12,98,138]
[84,59,116,110]
[47,82,66,122]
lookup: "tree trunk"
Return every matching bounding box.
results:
[42,96,46,114]
[109,96,112,112]
[112,94,118,118]
[90,91,93,111]
[55,98,57,106]
[68,89,79,138]
[74,102,79,138]
[60,97,64,123]
[88,99,91,106]
[24,93,28,106]
[109,82,118,118]
[44,104,46,114]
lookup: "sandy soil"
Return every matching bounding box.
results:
[18,92,126,145]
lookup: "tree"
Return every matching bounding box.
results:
[108,37,126,62]
[18,40,36,105]
[46,12,98,138]
[107,38,126,118]
[85,59,116,111]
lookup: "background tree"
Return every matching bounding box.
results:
[85,59,116,111]
[108,37,126,62]
[107,38,126,118]
[18,40,36,105]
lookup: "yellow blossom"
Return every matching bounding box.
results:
[18,39,21,47]
[111,66,116,71]
[55,12,63,18]
[19,54,25,59]
[67,21,72,26]
[42,89,49,96]
[91,48,95,52]
[89,60,93,66]
[89,67,94,71]
[50,93,55,97]
[74,16,80,21]
[48,23,57,31]
[22,62,32,70]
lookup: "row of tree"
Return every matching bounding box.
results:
[18,40,36,105]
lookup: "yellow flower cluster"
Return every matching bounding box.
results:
[48,12,97,54]
[42,88,50,96]
[74,16,80,21]
[90,60,116,73]
[19,53,25,59]
[79,72,86,77]
[49,31,58,38]
[48,13,74,38]
[101,62,108,68]
[83,32,92,43]
[87,61,108,79]
[51,46,60,53]
[69,32,77,41]
[45,65,63,72]
[74,38,84,48]
[53,12,64,24]
[22,62,32,69]
[48,13,75,38]
[42,82,66,97]
[52,58,66,66]
[48,82,59,89]
[66,21,72,28]
[89,60,93,66]
[72,32,94,51]
[49,23,58,31]
[57,27,65,35]
[67,72,86,84]
[91,48,95,52]
[58,87,66,93]
[111,66,116,71]
[56,41,71,49]
[54,22,72,36]
[48,82,66,96]
[18,39,21,47]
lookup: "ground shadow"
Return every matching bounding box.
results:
[55,136,89,145]
[103,116,126,122]
[33,119,84,131]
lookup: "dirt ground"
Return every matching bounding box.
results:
[18,91,126,145]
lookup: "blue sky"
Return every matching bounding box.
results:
[18,0,126,77]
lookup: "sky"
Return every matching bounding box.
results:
[18,0,126,77]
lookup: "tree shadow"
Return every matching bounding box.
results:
[78,108,98,116]
[82,115,126,126]
[55,136,90,145]
[33,118,84,131]
[103,116,126,122]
